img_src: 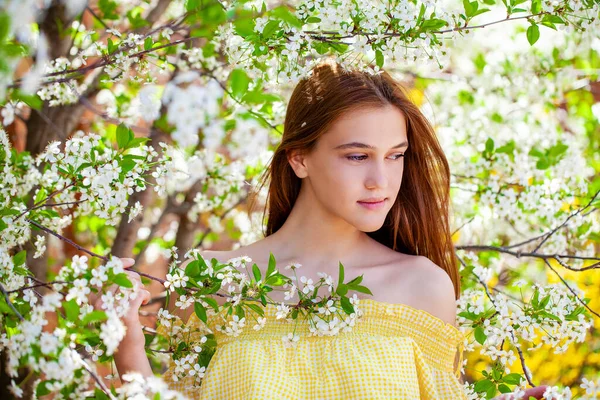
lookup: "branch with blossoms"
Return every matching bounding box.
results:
[449,190,600,397]
[1,124,598,398]
[3,0,597,99]
[0,0,599,397]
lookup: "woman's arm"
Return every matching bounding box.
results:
[113,319,153,378]
[90,258,153,383]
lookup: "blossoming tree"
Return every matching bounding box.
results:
[0,0,599,398]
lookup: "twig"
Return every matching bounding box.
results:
[80,358,116,400]
[531,189,600,253]
[457,256,537,387]
[0,282,25,321]
[543,259,600,319]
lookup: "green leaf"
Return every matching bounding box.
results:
[246,302,265,316]
[13,266,31,277]
[13,250,26,266]
[539,310,562,322]
[503,373,524,385]
[113,273,133,288]
[233,16,255,37]
[82,310,108,325]
[336,283,348,296]
[235,304,245,318]
[542,14,565,24]
[270,6,303,28]
[548,142,568,158]
[261,20,280,39]
[526,23,540,45]
[266,252,276,278]
[496,140,515,156]
[194,302,207,323]
[531,289,540,307]
[144,37,153,51]
[338,262,344,287]
[352,284,373,295]
[125,137,150,149]
[421,18,448,31]
[472,8,490,16]
[121,158,136,174]
[185,261,201,278]
[229,69,251,99]
[64,299,80,321]
[474,378,495,392]
[457,90,475,105]
[498,384,512,394]
[203,296,220,313]
[463,0,476,16]
[474,325,487,344]
[346,275,364,286]
[536,158,550,170]
[252,263,261,281]
[94,387,110,400]
[265,274,287,286]
[539,294,551,309]
[116,123,133,149]
[36,381,51,397]
[107,38,116,53]
[375,49,384,68]
[0,13,10,42]
[11,90,43,110]
[416,4,426,25]
[186,0,200,11]
[485,137,495,153]
[340,296,355,314]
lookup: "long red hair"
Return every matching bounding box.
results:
[249,61,461,300]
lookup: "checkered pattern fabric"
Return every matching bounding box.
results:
[159,298,468,399]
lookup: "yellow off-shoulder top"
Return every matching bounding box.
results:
[159,298,468,399]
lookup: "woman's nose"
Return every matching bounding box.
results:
[364,161,388,189]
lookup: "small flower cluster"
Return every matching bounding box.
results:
[155,253,370,386]
[162,72,225,149]
[457,283,593,379]
[117,372,190,399]
[0,254,168,396]
[27,129,169,225]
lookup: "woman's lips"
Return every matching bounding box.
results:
[357,199,386,210]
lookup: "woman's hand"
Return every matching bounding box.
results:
[491,385,549,400]
[89,257,153,379]
[90,257,151,334]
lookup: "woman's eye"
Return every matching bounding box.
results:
[346,155,367,161]
[346,154,404,161]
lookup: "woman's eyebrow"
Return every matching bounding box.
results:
[333,141,409,150]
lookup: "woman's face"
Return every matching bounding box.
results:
[296,104,409,232]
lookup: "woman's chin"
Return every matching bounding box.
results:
[354,219,387,233]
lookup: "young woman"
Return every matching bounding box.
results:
[108,61,548,399]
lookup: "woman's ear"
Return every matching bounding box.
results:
[287,149,309,179]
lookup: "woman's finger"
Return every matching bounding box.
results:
[140,289,151,306]
[492,385,549,400]
[124,270,141,283]
[120,257,135,268]
[522,386,549,399]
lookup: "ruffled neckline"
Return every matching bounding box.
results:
[238,297,464,345]
[355,298,463,339]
